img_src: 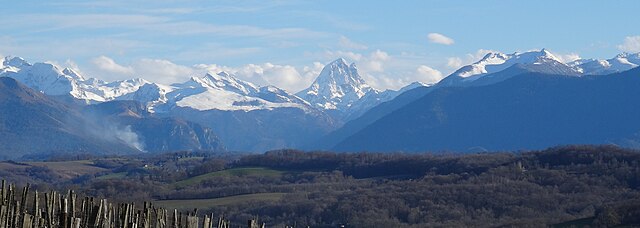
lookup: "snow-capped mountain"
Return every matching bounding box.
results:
[113,71,336,152]
[0,56,338,152]
[7,49,638,153]
[296,58,421,121]
[571,53,640,75]
[440,49,580,87]
[0,56,149,103]
[296,58,375,116]
[161,72,310,112]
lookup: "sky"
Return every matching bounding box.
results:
[1,0,639,92]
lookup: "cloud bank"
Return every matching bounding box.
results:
[618,36,640,53]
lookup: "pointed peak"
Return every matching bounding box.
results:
[512,49,562,63]
[331,58,349,66]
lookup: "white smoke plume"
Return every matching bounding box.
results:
[112,125,145,152]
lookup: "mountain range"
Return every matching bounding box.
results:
[1,49,639,157]
[0,56,413,155]
[315,50,640,150]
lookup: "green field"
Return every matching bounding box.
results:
[154,193,286,210]
[174,167,285,188]
[25,160,107,178]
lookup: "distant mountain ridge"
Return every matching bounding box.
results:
[0,56,416,152]
[3,49,640,154]
[333,67,640,152]
[0,76,226,158]
[314,49,640,151]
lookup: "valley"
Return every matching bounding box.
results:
[1,146,639,227]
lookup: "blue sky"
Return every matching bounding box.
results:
[1,0,639,91]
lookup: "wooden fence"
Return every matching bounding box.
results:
[0,180,265,228]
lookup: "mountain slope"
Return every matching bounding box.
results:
[334,67,640,152]
[313,50,575,150]
[84,100,226,153]
[308,83,433,150]
[296,58,418,121]
[152,72,338,152]
[0,56,339,152]
[0,77,140,159]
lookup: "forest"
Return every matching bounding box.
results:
[1,145,639,227]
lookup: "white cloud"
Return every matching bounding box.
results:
[233,63,313,92]
[338,36,368,50]
[361,50,390,73]
[194,62,317,92]
[63,59,85,75]
[4,13,330,42]
[79,48,446,93]
[318,49,450,90]
[549,51,581,63]
[618,36,640,53]
[91,56,134,75]
[88,57,199,83]
[325,49,449,89]
[427,33,455,45]
[470,49,497,60]
[132,59,195,84]
[323,50,363,61]
[416,65,444,84]
[446,57,463,69]
[86,56,313,91]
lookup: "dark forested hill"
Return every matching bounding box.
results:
[0,77,140,159]
[334,68,640,152]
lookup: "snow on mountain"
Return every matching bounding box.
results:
[0,56,149,103]
[297,58,375,111]
[191,72,259,95]
[572,53,640,75]
[80,78,150,101]
[450,49,577,81]
[439,49,581,87]
[162,72,310,112]
[1,56,29,74]
[296,58,434,121]
[116,83,173,112]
